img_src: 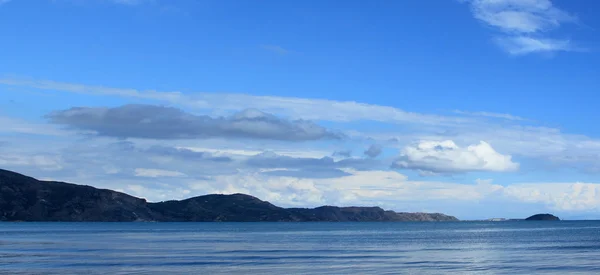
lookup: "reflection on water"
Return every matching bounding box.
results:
[1,222,600,274]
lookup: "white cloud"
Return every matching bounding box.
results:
[365,123,600,171]
[0,77,185,104]
[504,182,600,211]
[134,168,186,178]
[393,140,519,174]
[495,36,575,55]
[457,126,569,158]
[464,0,580,55]
[469,0,575,33]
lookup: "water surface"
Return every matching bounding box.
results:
[1,222,599,274]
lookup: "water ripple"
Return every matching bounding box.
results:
[1,221,600,274]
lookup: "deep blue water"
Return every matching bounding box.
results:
[1,222,600,274]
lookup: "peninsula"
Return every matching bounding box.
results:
[0,169,458,222]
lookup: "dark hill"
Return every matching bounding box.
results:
[0,169,153,221]
[0,169,458,222]
[148,194,299,222]
[525,214,560,221]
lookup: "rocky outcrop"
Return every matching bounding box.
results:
[0,169,459,222]
[525,214,560,221]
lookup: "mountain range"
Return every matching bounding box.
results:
[0,168,458,222]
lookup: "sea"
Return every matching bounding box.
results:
[1,221,600,274]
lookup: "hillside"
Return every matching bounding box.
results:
[0,169,458,222]
[525,214,560,221]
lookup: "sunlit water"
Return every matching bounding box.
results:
[1,222,600,274]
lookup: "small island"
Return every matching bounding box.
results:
[525,213,560,221]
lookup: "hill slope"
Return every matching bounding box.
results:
[0,169,458,222]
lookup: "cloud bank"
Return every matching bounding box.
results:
[3,77,600,217]
[47,105,342,141]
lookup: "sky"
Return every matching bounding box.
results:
[1,0,600,220]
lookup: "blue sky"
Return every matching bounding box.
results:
[1,0,600,219]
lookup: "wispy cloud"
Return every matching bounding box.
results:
[464,0,581,55]
[0,154,63,171]
[0,116,68,136]
[469,0,576,33]
[495,36,578,55]
[260,44,291,55]
[134,168,186,178]
[0,77,470,126]
[454,110,525,121]
[0,0,11,5]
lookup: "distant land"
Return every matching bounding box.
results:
[469,214,562,222]
[525,214,560,221]
[0,169,458,222]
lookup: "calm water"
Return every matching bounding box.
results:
[1,222,600,274]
